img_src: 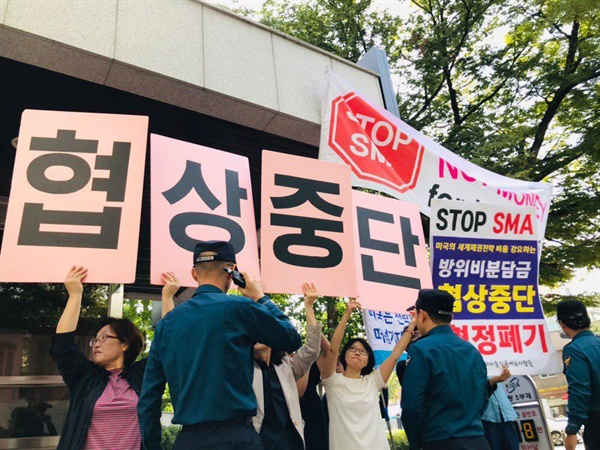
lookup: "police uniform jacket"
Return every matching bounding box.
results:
[562,330,600,435]
[400,325,489,449]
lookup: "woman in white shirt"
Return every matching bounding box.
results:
[322,300,416,450]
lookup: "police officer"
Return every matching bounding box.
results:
[557,299,600,450]
[401,289,491,450]
[138,241,302,450]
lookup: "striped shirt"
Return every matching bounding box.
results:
[83,369,141,450]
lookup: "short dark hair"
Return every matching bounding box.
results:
[418,308,452,325]
[340,338,375,376]
[193,259,230,276]
[96,318,144,366]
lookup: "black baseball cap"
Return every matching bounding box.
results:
[193,240,236,265]
[557,299,589,328]
[407,289,455,316]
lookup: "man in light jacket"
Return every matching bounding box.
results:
[252,282,322,450]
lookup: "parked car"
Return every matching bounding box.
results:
[546,416,582,446]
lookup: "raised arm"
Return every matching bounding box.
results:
[56,266,88,333]
[240,273,301,353]
[161,272,179,318]
[322,299,361,380]
[379,318,417,383]
[289,283,323,381]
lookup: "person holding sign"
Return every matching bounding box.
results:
[251,282,322,449]
[50,266,156,450]
[321,297,417,449]
[138,240,302,450]
[401,289,490,450]
[557,299,600,450]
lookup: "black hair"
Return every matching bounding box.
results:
[561,315,591,331]
[340,338,375,376]
[96,318,144,366]
[418,308,452,325]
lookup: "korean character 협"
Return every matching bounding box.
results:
[19,129,130,249]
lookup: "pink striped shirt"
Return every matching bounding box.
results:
[83,369,141,450]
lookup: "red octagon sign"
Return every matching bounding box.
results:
[328,92,424,194]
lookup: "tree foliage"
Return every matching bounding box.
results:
[251,0,600,290]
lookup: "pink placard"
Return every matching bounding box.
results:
[150,135,260,287]
[0,110,148,283]
[353,190,432,313]
[260,150,357,297]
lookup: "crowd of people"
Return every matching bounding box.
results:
[50,240,599,450]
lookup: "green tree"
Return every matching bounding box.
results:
[253,0,600,291]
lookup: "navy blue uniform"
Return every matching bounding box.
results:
[138,284,301,450]
[401,325,490,450]
[562,330,600,448]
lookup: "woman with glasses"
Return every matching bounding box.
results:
[50,266,178,450]
[322,299,416,449]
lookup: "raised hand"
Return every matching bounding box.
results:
[302,282,318,309]
[239,272,265,301]
[64,266,87,297]
[161,272,180,298]
[344,299,362,317]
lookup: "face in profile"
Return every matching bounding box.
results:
[91,325,127,368]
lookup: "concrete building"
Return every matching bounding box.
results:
[0,1,391,447]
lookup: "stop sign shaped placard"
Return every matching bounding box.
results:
[328,92,424,194]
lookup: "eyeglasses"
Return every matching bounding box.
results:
[348,346,368,356]
[89,335,120,347]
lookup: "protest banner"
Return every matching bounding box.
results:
[352,190,431,313]
[260,150,357,297]
[0,110,148,283]
[363,310,412,365]
[150,135,260,287]
[319,71,553,239]
[430,199,561,374]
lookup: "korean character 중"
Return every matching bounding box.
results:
[464,284,488,314]
[488,285,511,314]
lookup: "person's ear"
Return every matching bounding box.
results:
[191,267,199,282]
